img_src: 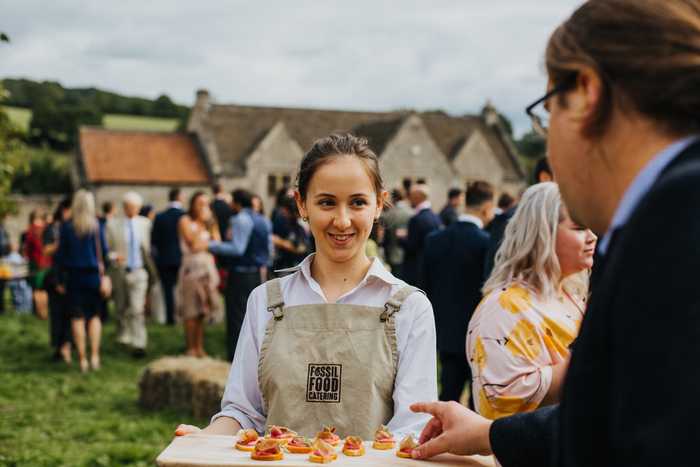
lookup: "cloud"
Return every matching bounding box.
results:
[0,0,582,135]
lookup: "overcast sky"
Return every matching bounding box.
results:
[1,1,582,136]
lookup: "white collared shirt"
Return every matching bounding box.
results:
[414,200,432,212]
[213,254,438,436]
[123,216,143,269]
[458,213,484,229]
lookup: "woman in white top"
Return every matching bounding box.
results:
[176,133,437,439]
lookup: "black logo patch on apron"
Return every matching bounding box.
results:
[306,364,342,403]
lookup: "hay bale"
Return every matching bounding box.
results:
[139,356,230,418]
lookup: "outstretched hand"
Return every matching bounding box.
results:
[174,424,201,437]
[410,401,493,460]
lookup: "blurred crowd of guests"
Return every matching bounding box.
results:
[0,156,553,384]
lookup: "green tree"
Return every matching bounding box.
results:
[11,148,71,195]
[498,113,514,137]
[0,85,29,215]
[515,130,546,160]
[153,94,179,118]
[30,97,102,150]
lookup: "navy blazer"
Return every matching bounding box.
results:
[151,206,184,267]
[422,220,490,355]
[400,207,442,286]
[490,139,700,467]
[484,207,515,279]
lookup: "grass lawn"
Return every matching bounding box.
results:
[1,106,31,132]
[0,311,228,467]
[102,114,179,132]
[1,106,179,133]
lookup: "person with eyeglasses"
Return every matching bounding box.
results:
[410,1,700,466]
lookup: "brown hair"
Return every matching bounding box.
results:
[296,133,385,204]
[465,180,495,208]
[188,190,207,220]
[546,0,700,138]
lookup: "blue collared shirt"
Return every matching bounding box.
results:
[598,135,700,255]
[209,210,254,257]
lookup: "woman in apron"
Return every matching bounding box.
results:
[176,133,437,440]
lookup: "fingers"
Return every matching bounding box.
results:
[174,424,201,436]
[410,401,446,419]
[412,433,450,460]
[418,417,443,445]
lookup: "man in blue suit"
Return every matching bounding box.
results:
[209,189,272,361]
[151,188,184,326]
[422,181,494,407]
[400,183,442,286]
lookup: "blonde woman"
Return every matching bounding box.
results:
[466,182,596,419]
[54,190,108,373]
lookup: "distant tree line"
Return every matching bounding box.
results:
[2,78,189,150]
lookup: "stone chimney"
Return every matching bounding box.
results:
[482,100,500,127]
[195,89,210,110]
[187,89,211,133]
[187,88,223,178]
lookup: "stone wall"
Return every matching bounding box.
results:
[92,184,210,213]
[380,115,454,208]
[4,194,65,242]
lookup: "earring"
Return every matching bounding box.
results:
[302,216,308,222]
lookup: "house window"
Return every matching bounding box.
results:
[268,175,277,197]
[268,173,292,197]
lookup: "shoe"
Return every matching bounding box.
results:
[79,359,89,373]
[132,348,147,359]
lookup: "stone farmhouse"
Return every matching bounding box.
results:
[74,89,526,210]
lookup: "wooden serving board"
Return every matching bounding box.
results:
[156,435,495,467]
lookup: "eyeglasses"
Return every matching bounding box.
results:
[525,74,578,137]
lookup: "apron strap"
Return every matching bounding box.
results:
[266,278,285,320]
[380,285,422,322]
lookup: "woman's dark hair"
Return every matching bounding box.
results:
[188,190,207,219]
[533,157,552,182]
[278,194,299,220]
[546,0,700,137]
[53,197,72,223]
[296,133,385,204]
[498,192,516,211]
[102,201,113,216]
[139,204,154,218]
[275,186,292,208]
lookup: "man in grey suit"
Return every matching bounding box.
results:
[106,191,152,357]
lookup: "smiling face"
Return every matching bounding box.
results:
[296,155,384,265]
[555,205,597,277]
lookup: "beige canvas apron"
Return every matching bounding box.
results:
[257,277,419,440]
